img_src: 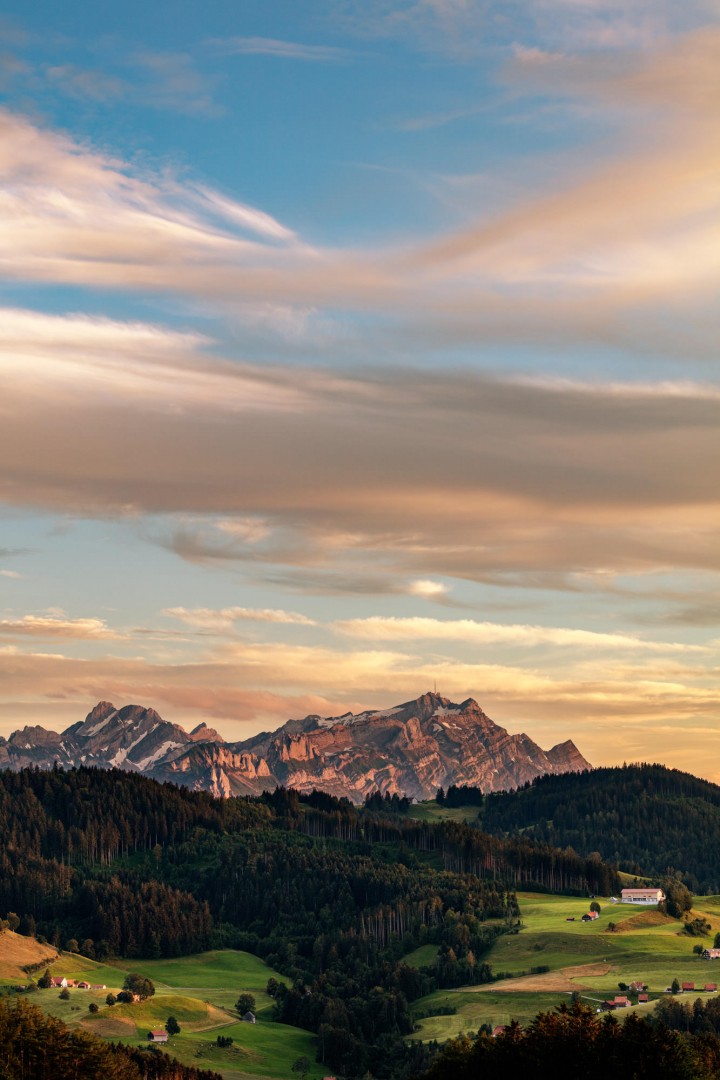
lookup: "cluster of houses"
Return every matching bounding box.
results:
[600,980,718,1010]
[49,977,106,990]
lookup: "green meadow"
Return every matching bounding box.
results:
[411,891,720,1041]
[403,944,441,969]
[29,948,321,1080]
[407,802,481,825]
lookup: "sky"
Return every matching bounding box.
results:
[0,0,718,779]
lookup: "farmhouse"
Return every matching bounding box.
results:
[703,949,720,959]
[620,888,665,905]
[613,996,630,1007]
[49,977,67,989]
[682,982,695,993]
[77,981,91,989]
[242,1011,256,1024]
[148,1031,169,1044]
[638,994,649,1003]
[705,984,718,993]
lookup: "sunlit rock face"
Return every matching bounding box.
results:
[1,692,590,800]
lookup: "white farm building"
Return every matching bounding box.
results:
[620,888,665,905]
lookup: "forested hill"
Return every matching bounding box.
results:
[0,996,222,1080]
[0,766,619,1076]
[480,763,720,893]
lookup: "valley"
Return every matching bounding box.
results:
[6,889,720,1079]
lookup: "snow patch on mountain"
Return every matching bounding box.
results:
[134,740,183,770]
[82,711,117,736]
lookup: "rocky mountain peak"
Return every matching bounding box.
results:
[1,694,591,801]
[394,691,455,721]
[189,722,225,744]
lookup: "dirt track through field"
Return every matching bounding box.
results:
[460,962,613,992]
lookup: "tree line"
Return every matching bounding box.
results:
[421,1000,720,1080]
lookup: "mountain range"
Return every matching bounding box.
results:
[0,692,589,800]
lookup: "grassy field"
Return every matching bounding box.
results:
[411,891,720,1041]
[23,948,319,1080]
[403,944,440,969]
[0,931,59,983]
[407,801,481,824]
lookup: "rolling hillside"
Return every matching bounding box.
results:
[481,763,720,892]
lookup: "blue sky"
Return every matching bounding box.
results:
[0,1,718,777]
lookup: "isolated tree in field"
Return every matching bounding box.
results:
[236,992,255,1014]
[671,978,680,994]
[88,1002,99,1013]
[662,880,692,919]
[122,972,155,1000]
[590,901,601,914]
[37,969,52,989]
[292,1055,311,1080]
[105,992,116,1006]
[64,938,79,953]
[165,1015,180,1035]
[59,988,70,1000]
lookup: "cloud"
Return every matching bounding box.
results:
[335,0,711,56]
[44,64,127,102]
[406,580,452,599]
[334,616,707,653]
[128,50,222,116]
[0,570,22,579]
[1,319,718,588]
[208,36,349,62]
[163,606,317,630]
[0,107,305,298]
[0,615,122,639]
[1,25,719,363]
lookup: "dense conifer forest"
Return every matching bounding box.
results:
[0,766,620,1074]
[479,763,720,892]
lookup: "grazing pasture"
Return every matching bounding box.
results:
[411,891,720,1041]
